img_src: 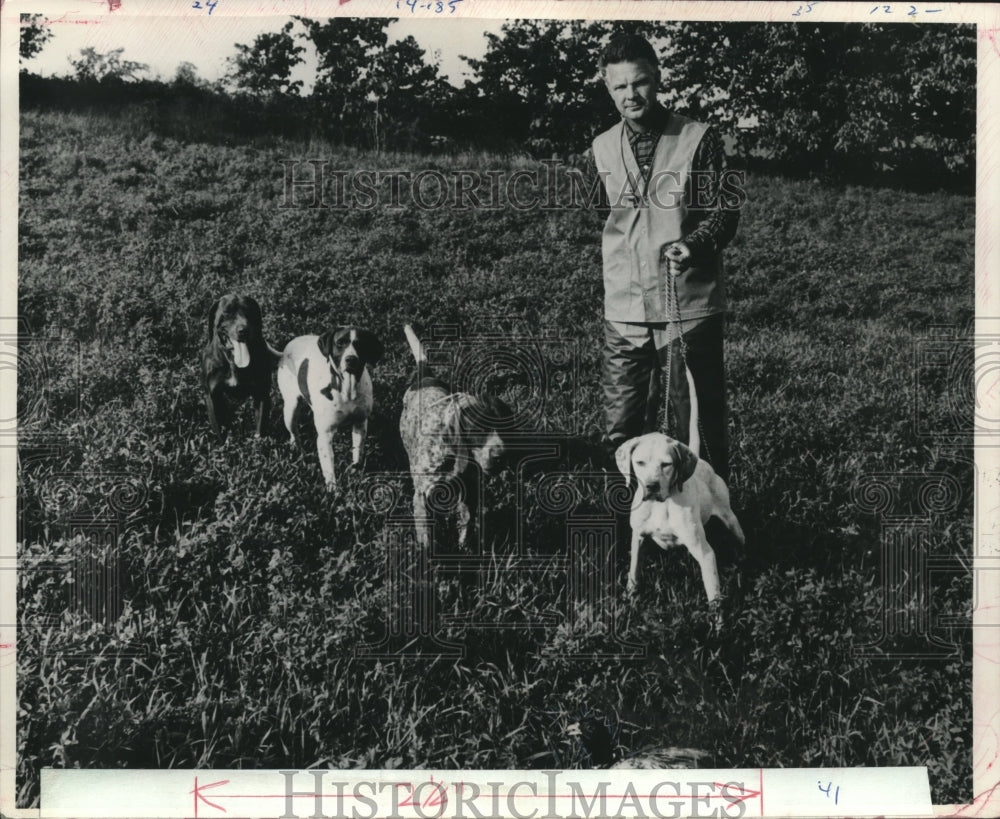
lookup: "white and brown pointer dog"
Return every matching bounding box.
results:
[616,431,745,603]
[277,327,384,488]
[399,324,513,549]
[202,294,279,438]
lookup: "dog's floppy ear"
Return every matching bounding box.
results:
[615,438,640,481]
[242,296,263,331]
[669,441,700,492]
[354,330,384,367]
[207,298,222,341]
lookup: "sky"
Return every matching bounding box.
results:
[23,11,506,90]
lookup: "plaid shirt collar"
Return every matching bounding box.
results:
[623,104,670,143]
[624,105,669,183]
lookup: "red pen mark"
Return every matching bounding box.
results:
[108,0,122,10]
[397,782,415,809]
[396,776,448,813]
[949,778,1000,816]
[759,768,764,815]
[980,28,1000,58]
[191,777,230,817]
[423,776,448,808]
[715,781,763,806]
[177,777,763,816]
[396,777,449,811]
[547,786,763,801]
[43,17,102,25]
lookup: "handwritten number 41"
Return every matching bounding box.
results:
[818,781,840,805]
[192,0,219,14]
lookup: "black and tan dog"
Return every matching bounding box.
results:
[202,294,279,438]
[399,323,514,549]
[277,327,384,488]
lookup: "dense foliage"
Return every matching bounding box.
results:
[67,46,150,83]
[15,106,974,808]
[18,13,53,63]
[226,21,306,98]
[20,17,974,188]
[665,22,975,182]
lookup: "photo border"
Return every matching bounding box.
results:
[1,1,997,816]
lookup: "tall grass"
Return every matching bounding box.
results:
[16,107,974,808]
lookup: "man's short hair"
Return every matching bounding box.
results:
[599,34,658,73]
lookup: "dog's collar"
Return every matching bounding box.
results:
[320,356,343,401]
[426,393,458,409]
[428,393,478,411]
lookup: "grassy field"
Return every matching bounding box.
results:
[15,106,975,807]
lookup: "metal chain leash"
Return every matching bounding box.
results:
[663,255,676,438]
[664,252,712,464]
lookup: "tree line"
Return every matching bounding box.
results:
[20,14,974,188]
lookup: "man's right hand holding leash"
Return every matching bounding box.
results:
[664,241,692,275]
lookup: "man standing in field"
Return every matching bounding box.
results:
[592,33,740,481]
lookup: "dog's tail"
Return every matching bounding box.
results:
[685,364,701,459]
[403,323,447,390]
[268,346,283,371]
[403,323,427,364]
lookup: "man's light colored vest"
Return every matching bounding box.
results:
[592,112,725,323]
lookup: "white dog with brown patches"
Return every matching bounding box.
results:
[277,327,384,488]
[616,432,744,603]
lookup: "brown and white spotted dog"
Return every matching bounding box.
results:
[202,294,280,438]
[277,327,384,488]
[399,323,513,549]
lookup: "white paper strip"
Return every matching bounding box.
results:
[40,766,932,819]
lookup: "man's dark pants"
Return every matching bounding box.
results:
[602,314,729,481]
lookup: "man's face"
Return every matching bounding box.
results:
[604,60,659,124]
